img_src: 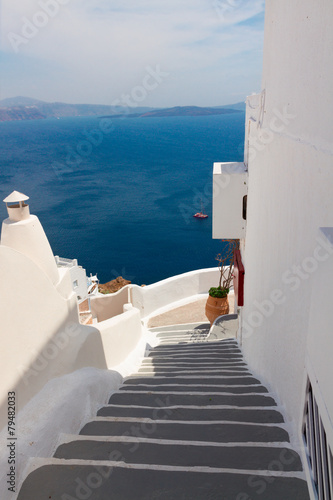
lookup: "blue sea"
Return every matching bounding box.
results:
[0,113,245,285]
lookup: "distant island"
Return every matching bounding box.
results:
[0,96,245,122]
[0,106,45,122]
[101,105,242,119]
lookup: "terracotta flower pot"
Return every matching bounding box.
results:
[205,294,229,325]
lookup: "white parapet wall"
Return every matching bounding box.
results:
[131,267,221,319]
[0,307,146,497]
[0,242,145,493]
[0,244,144,433]
[97,304,143,368]
[90,286,131,322]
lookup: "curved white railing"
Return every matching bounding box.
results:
[131,267,221,318]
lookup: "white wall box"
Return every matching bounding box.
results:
[213,162,248,239]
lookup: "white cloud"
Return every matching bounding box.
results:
[0,0,265,105]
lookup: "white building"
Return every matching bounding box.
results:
[213,1,333,497]
[55,255,89,304]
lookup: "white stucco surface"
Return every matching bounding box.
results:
[213,162,248,239]
[0,244,81,430]
[0,237,144,436]
[131,268,220,318]
[91,285,130,321]
[0,323,148,499]
[239,0,333,446]
[0,368,120,498]
[305,228,333,447]
[98,305,143,368]
[69,263,88,303]
[1,215,60,285]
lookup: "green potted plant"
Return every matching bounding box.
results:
[205,239,239,325]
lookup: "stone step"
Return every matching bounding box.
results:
[97,405,285,423]
[139,367,247,374]
[157,342,210,346]
[144,361,244,368]
[156,331,209,338]
[147,353,243,360]
[132,371,250,377]
[141,362,247,369]
[147,354,243,360]
[151,345,240,352]
[154,340,238,346]
[158,340,229,346]
[54,439,303,471]
[119,384,268,394]
[138,363,249,370]
[157,334,209,340]
[80,419,289,443]
[157,332,209,337]
[149,323,210,332]
[153,351,242,357]
[140,365,248,372]
[147,349,243,356]
[17,463,310,500]
[157,339,210,345]
[151,340,238,350]
[148,348,242,357]
[108,392,276,408]
[145,353,245,360]
[133,365,252,376]
[138,365,250,371]
[124,376,261,385]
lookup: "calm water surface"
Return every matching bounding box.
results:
[0,113,245,284]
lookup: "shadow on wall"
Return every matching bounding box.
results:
[0,318,108,433]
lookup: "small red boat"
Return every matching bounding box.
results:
[193,201,208,219]
[193,211,208,219]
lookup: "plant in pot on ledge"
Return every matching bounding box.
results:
[205,239,240,325]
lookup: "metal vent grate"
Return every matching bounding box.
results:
[303,382,333,500]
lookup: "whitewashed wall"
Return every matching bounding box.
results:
[240,0,333,434]
[98,305,143,368]
[69,264,88,303]
[305,228,333,446]
[131,268,220,318]
[1,215,60,285]
[0,244,144,432]
[90,286,130,321]
[0,245,83,430]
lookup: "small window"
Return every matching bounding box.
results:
[303,380,333,500]
[73,280,79,289]
[242,195,247,220]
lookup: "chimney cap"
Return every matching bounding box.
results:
[3,191,29,204]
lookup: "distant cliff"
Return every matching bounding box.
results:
[103,105,242,119]
[0,97,152,122]
[140,106,241,118]
[0,97,245,122]
[0,106,45,122]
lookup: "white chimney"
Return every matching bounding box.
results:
[1,191,60,285]
[3,191,30,222]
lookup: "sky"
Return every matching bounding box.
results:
[0,0,265,107]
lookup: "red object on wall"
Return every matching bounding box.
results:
[233,249,245,307]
